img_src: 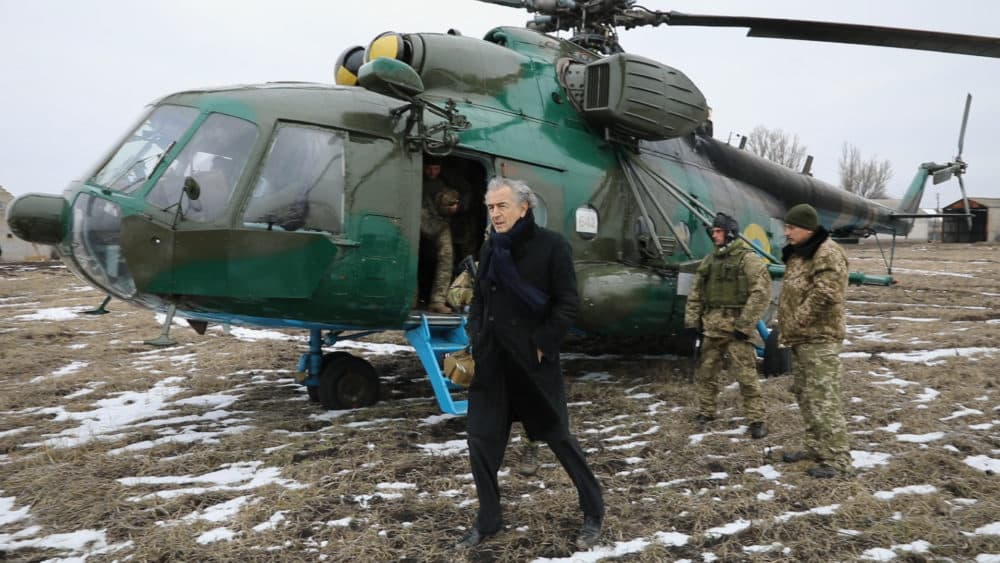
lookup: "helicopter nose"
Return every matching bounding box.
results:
[6,193,68,244]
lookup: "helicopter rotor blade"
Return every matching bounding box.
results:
[957,93,971,157]
[661,12,1000,58]
[958,174,973,232]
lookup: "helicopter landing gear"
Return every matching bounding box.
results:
[82,295,112,315]
[307,351,352,402]
[318,354,380,410]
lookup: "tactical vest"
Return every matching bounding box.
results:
[699,246,750,308]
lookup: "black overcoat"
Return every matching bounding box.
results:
[466,218,579,442]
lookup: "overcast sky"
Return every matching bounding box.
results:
[2,0,998,210]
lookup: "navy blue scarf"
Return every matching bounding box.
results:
[484,210,550,314]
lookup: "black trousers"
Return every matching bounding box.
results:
[467,353,604,533]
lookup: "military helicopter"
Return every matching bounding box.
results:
[8,0,1000,414]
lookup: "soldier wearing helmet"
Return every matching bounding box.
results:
[684,212,772,439]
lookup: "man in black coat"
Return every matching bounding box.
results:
[456,177,604,550]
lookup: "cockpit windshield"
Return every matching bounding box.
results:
[146,113,258,223]
[90,105,199,193]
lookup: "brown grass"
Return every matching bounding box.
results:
[1,245,1000,561]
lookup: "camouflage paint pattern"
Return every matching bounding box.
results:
[8,27,918,336]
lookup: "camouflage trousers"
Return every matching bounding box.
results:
[790,342,851,472]
[696,337,764,422]
[421,224,453,307]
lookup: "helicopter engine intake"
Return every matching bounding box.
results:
[561,53,708,141]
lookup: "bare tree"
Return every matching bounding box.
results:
[744,125,808,169]
[839,143,892,199]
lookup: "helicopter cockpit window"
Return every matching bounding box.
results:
[91,104,199,193]
[243,124,345,234]
[145,113,258,222]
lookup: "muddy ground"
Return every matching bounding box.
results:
[1,242,999,562]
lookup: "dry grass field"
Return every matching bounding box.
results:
[1,242,999,562]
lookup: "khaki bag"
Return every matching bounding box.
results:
[443,348,475,387]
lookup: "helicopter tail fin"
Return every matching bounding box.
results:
[889,163,933,235]
[897,164,931,214]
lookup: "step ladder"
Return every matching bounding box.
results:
[404,313,470,415]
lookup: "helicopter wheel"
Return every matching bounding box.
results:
[762,327,792,377]
[306,351,352,402]
[318,354,380,410]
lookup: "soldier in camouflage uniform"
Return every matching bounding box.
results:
[421,162,461,314]
[684,213,772,439]
[778,203,851,479]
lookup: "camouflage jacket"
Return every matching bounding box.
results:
[684,239,771,338]
[778,228,848,346]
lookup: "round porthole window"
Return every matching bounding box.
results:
[533,193,548,227]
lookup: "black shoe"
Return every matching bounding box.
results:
[694,414,715,424]
[807,464,842,479]
[748,422,768,439]
[575,515,602,550]
[454,527,495,549]
[781,450,812,463]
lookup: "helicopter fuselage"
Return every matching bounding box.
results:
[7,26,911,337]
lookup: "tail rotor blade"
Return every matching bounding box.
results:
[958,93,971,157]
[958,174,973,231]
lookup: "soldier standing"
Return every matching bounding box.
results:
[684,213,772,439]
[420,158,463,314]
[778,203,852,479]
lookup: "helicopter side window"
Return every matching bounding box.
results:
[145,113,258,222]
[243,124,345,234]
[91,104,199,193]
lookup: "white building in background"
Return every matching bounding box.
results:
[0,186,55,261]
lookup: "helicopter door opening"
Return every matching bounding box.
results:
[416,154,488,312]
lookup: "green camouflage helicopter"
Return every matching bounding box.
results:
[8,0,1000,414]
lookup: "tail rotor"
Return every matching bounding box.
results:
[932,93,973,230]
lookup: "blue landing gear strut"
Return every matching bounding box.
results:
[299,328,381,410]
[295,315,469,414]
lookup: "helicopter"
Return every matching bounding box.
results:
[7,0,1000,415]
